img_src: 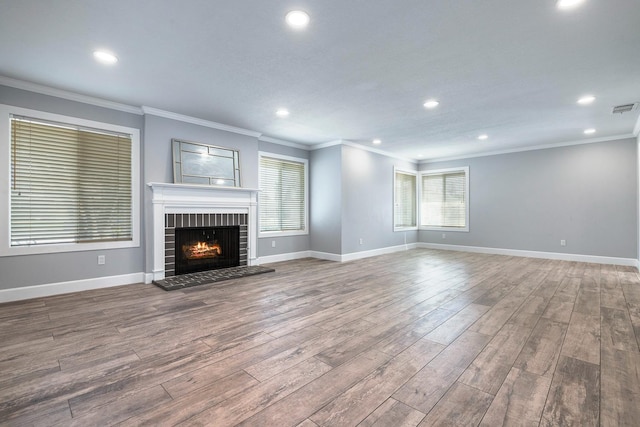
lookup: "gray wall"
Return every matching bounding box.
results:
[309,144,419,256]
[0,85,145,289]
[341,145,418,254]
[420,138,638,259]
[310,145,343,254]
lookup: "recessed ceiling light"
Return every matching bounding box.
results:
[372,139,382,145]
[423,99,439,109]
[276,108,290,117]
[584,128,596,135]
[478,134,489,140]
[93,50,118,65]
[557,0,585,10]
[577,95,596,105]
[285,10,310,29]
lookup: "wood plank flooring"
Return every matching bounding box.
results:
[1,249,640,426]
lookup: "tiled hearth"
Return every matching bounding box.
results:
[148,182,259,282]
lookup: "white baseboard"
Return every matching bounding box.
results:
[308,251,343,262]
[0,272,145,303]
[258,243,419,264]
[340,243,419,262]
[7,243,634,303]
[417,242,638,267]
[257,251,314,264]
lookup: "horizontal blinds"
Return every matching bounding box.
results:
[421,171,466,228]
[394,172,416,227]
[259,156,305,232]
[10,117,132,246]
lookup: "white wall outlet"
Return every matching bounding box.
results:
[442,233,446,239]
[97,255,106,265]
[359,238,363,245]
[560,239,566,246]
[271,240,276,248]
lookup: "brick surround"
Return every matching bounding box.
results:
[164,213,248,276]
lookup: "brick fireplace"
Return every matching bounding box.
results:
[148,182,258,282]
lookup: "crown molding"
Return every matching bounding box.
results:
[141,106,261,137]
[310,139,416,163]
[310,139,343,150]
[419,133,635,164]
[341,141,416,163]
[0,75,144,115]
[258,135,310,150]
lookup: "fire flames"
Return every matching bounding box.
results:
[182,241,222,259]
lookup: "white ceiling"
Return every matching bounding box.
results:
[1,0,639,160]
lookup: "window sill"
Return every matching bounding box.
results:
[0,238,140,257]
[420,226,470,233]
[258,230,309,238]
[394,226,418,232]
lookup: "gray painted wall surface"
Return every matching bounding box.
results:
[0,85,145,289]
[341,145,418,254]
[419,138,638,259]
[310,145,342,254]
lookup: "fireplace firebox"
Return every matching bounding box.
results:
[174,226,240,275]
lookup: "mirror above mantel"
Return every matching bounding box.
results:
[172,138,241,187]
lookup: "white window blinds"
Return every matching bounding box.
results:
[421,169,468,229]
[10,116,133,246]
[394,171,417,228]
[259,156,307,233]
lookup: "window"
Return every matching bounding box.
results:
[1,105,140,255]
[394,169,417,230]
[259,153,308,235]
[420,167,469,231]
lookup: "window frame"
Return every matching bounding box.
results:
[393,167,418,232]
[0,104,141,256]
[258,152,309,238]
[419,166,470,232]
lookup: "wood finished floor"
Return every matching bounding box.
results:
[1,249,640,426]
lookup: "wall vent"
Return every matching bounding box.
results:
[611,103,638,114]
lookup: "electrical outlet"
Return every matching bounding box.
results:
[359,238,363,245]
[442,233,446,239]
[560,239,566,247]
[271,240,276,248]
[97,255,105,265]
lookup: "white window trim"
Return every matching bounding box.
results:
[258,151,309,238]
[0,104,141,256]
[393,167,418,232]
[419,166,470,232]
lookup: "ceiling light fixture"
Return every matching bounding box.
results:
[372,139,382,145]
[93,50,118,65]
[276,108,290,117]
[423,99,439,109]
[478,134,489,140]
[577,95,596,105]
[584,128,596,135]
[285,10,310,29]
[557,0,585,10]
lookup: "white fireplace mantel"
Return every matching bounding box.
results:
[148,182,259,281]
